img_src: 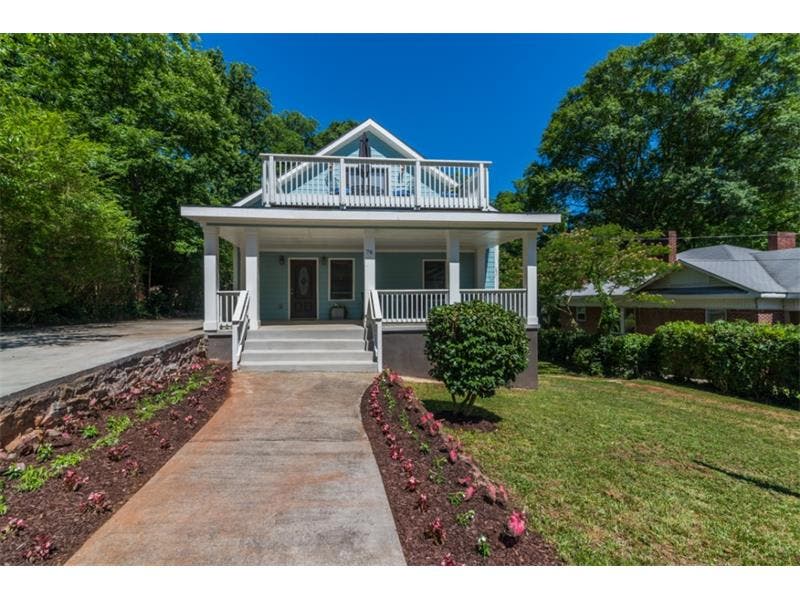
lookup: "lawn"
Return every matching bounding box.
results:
[412,366,800,565]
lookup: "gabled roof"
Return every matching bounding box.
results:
[570,243,800,299]
[314,118,425,159]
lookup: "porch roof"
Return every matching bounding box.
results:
[181,206,560,251]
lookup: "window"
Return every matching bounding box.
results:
[575,306,587,323]
[329,259,354,301]
[705,308,727,323]
[423,260,446,289]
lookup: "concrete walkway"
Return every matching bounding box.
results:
[0,320,201,398]
[68,372,405,565]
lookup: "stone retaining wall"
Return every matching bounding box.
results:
[0,335,205,450]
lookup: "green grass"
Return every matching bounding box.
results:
[413,365,800,565]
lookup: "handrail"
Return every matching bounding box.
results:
[230,290,250,370]
[259,153,492,167]
[364,289,383,371]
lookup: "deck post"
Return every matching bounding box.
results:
[446,231,461,305]
[203,225,219,332]
[363,229,376,298]
[268,155,276,206]
[489,245,499,289]
[523,231,539,327]
[245,230,260,329]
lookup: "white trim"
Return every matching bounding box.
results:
[288,257,320,320]
[232,189,262,208]
[313,118,425,161]
[422,259,447,290]
[181,206,559,229]
[327,257,355,302]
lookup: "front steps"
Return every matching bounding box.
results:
[239,324,377,373]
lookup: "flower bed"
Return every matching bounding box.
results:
[361,369,560,565]
[0,360,230,565]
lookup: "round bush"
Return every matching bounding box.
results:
[424,300,529,413]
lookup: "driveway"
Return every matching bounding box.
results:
[0,320,201,398]
[68,371,405,565]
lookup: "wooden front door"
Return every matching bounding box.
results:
[290,259,317,319]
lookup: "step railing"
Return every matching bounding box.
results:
[217,290,239,329]
[230,290,250,370]
[259,153,490,210]
[461,289,527,319]
[364,289,383,370]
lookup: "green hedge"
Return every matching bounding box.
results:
[540,321,800,407]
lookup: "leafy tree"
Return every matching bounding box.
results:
[516,34,800,237]
[539,225,673,333]
[424,301,529,414]
[0,90,138,321]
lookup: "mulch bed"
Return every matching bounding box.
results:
[361,370,561,566]
[0,361,230,565]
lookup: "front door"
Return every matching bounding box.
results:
[290,259,317,319]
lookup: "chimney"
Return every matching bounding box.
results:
[666,230,677,263]
[768,231,796,251]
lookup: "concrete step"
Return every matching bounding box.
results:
[241,349,373,363]
[244,338,367,351]
[248,326,365,341]
[239,360,378,373]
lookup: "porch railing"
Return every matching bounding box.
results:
[364,289,383,371]
[217,291,239,330]
[259,153,490,210]
[461,289,527,319]
[230,290,250,370]
[377,289,527,323]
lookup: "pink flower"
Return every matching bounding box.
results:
[440,553,458,566]
[401,459,414,475]
[416,493,430,512]
[428,517,445,544]
[420,412,434,426]
[458,475,473,487]
[381,423,391,435]
[506,511,527,538]
[389,446,404,461]
[405,476,419,491]
[464,485,476,501]
[448,448,458,463]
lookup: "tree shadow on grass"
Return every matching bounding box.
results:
[420,398,502,432]
[694,459,800,499]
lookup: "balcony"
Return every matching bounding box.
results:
[258,153,491,210]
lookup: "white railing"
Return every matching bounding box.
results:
[378,289,449,323]
[217,291,239,329]
[364,289,383,371]
[377,288,527,323]
[461,289,527,319]
[259,153,490,210]
[230,290,250,370]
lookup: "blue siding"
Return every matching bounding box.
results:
[258,251,478,320]
[259,252,364,321]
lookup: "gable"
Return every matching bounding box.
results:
[643,264,749,295]
[315,119,424,160]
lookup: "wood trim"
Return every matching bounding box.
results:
[287,257,319,320]
[327,257,355,302]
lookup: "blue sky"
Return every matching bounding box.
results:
[199,34,652,196]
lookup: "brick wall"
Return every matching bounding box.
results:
[559,307,602,333]
[634,308,706,334]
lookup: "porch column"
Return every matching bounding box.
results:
[363,230,376,310]
[447,231,460,304]
[489,244,499,289]
[238,242,246,290]
[522,231,538,327]
[476,246,487,289]
[245,230,260,329]
[203,225,219,332]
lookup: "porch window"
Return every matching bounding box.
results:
[329,259,354,301]
[705,308,727,323]
[423,260,446,289]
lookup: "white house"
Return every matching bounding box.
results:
[180,119,560,385]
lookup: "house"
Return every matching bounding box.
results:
[180,119,560,385]
[563,231,800,334]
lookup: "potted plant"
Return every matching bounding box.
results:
[329,304,347,320]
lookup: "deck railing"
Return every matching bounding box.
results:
[259,153,490,210]
[217,291,239,329]
[375,289,525,323]
[364,289,383,371]
[461,289,527,319]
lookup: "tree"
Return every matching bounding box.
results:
[0,90,138,321]
[538,225,674,333]
[516,34,800,237]
[424,301,529,414]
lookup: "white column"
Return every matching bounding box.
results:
[363,230,376,311]
[238,243,246,290]
[523,231,538,327]
[447,231,461,304]
[476,246,487,289]
[245,230,260,329]
[203,225,219,332]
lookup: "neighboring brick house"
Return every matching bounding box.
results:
[562,232,800,334]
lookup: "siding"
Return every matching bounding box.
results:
[376,252,476,289]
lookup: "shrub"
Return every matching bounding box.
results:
[593,334,654,379]
[424,301,529,414]
[539,327,594,365]
[651,321,709,382]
